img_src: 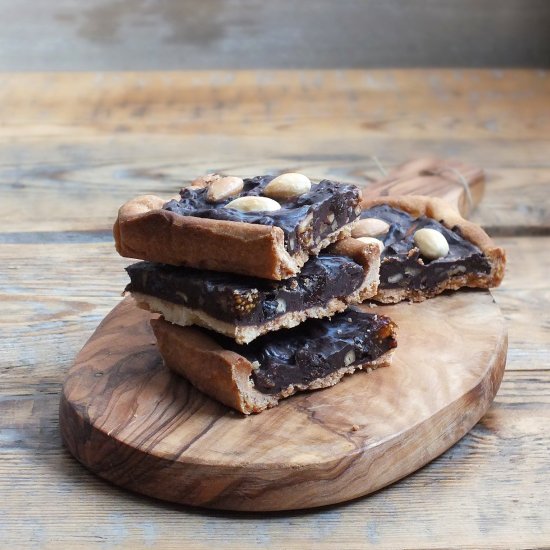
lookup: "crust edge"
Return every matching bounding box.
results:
[151,317,395,415]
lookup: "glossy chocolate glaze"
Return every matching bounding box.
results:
[125,254,365,326]
[163,176,361,254]
[217,309,397,394]
[361,205,491,291]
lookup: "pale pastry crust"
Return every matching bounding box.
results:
[151,317,395,415]
[114,194,356,281]
[361,195,506,303]
[130,238,380,344]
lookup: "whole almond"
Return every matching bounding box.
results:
[225,195,281,212]
[206,176,244,203]
[352,218,390,238]
[357,236,385,254]
[413,228,449,260]
[263,173,311,199]
[118,195,165,219]
[190,173,221,188]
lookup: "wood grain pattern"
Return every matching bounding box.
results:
[2,71,548,137]
[1,71,547,234]
[60,292,506,511]
[3,370,550,549]
[2,69,549,548]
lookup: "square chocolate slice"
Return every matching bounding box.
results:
[151,308,397,414]
[355,196,506,303]
[114,173,362,280]
[126,238,380,344]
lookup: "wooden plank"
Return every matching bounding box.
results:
[472,169,550,235]
[489,237,550,370]
[1,239,544,295]
[1,71,549,136]
[1,295,121,391]
[0,71,548,234]
[490,237,550,291]
[1,370,548,549]
[1,140,549,233]
[1,237,548,380]
[1,69,548,547]
[495,289,550,372]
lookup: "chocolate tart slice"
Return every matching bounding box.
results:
[357,195,506,303]
[151,309,397,414]
[126,238,380,344]
[114,173,362,280]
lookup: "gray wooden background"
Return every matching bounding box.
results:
[2,0,549,70]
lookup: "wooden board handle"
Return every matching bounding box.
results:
[364,157,485,216]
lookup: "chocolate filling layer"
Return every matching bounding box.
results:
[361,205,491,291]
[215,309,397,394]
[126,254,365,326]
[164,176,361,254]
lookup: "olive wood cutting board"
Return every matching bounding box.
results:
[60,290,506,511]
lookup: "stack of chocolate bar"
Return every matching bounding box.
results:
[114,169,506,414]
[114,173,398,414]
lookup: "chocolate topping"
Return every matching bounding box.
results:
[163,176,361,254]
[125,253,365,326]
[215,309,397,394]
[361,205,491,291]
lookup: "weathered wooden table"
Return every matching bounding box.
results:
[1,70,548,549]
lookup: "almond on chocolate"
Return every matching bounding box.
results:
[360,196,506,303]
